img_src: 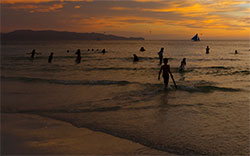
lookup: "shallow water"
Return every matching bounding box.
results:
[1,40,250,155]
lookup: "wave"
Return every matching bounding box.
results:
[2,76,242,93]
[107,57,176,61]
[195,85,241,92]
[82,67,194,72]
[188,66,250,76]
[191,58,241,62]
[202,69,250,76]
[111,82,242,105]
[83,67,149,71]
[124,103,204,111]
[1,76,133,86]
[188,66,234,70]
[174,67,249,76]
[3,106,121,114]
[76,66,236,73]
[232,70,250,75]
[157,84,241,93]
[207,66,233,69]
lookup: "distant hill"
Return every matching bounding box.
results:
[1,30,144,41]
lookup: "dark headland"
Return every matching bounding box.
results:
[1,30,144,41]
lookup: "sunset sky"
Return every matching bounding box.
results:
[1,0,249,40]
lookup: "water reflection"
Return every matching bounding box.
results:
[157,92,170,117]
[179,72,185,81]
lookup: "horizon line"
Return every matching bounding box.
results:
[1,29,249,41]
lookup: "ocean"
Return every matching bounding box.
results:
[1,40,249,155]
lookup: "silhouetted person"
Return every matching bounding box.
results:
[206,46,210,54]
[133,54,139,62]
[140,47,145,52]
[75,49,81,64]
[67,50,69,53]
[179,58,186,71]
[88,49,90,51]
[27,49,41,60]
[48,52,54,63]
[101,49,106,54]
[158,58,173,88]
[30,49,36,58]
[158,48,164,65]
[92,49,94,51]
[235,50,238,54]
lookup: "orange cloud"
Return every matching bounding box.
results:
[133,0,163,2]
[69,16,159,32]
[10,3,63,12]
[110,7,133,11]
[1,0,92,4]
[143,3,209,14]
[66,15,249,39]
[1,0,55,3]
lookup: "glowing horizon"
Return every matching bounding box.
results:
[1,0,249,40]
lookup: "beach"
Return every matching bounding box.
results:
[1,113,174,155]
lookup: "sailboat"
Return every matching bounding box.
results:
[191,34,200,41]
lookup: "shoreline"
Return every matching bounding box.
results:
[1,113,176,155]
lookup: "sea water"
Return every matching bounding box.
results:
[1,40,249,155]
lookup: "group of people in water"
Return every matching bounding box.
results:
[206,45,238,54]
[134,45,238,88]
[27,45,239,89]
[132,47,185,88]
[156,46,238,88]
[28,48,107,64]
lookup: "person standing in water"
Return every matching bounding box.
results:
[206,46,210,54]
[48,52,54,63]
[133,54,139,62]
[140,47,145,52]
[179,58,186,71]
[30,49,36,58]
[27,49,41,59]
[75,49,81,64]
[158,58,176,88]
[158,48,164,65]
[101,49,106,54]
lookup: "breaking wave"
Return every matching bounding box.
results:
[1,76,133,86]
[2,76,242,93]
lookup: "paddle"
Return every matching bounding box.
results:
[170,73,177,89]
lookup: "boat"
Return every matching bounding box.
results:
[191,34,200,41]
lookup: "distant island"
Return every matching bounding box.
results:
[1,30,145,41]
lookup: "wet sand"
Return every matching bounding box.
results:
[1,113,176,155]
